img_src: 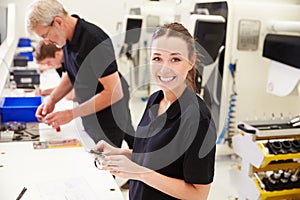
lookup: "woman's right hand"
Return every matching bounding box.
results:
[94,140,123,156]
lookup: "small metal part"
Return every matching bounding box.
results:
[13,135,23,141]
[283,169,292,178]
[94,156,104,170]
[24,130,39,139]
[268,176,277,184]
[291,169,299,182]
[3,121,26,131]
[89,149,103,156]
[272,170,281,179]
[14,131,24,135]
[280,178,289,183]
[90,149,104,170]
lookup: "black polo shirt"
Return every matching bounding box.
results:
[130,87,216,200]
[55,63,65,77]
[62,15,132,146]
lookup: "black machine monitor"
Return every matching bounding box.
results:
[125,17,143,45]
[193,17,226,62]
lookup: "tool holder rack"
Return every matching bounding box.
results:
[231,122,300,200]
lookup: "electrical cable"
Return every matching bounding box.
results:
[216,62,237,144]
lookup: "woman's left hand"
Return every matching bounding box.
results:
[102,155,152,180]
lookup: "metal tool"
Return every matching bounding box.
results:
[24,130,39,139]
[254,172,266,190]
[88,149,103,156]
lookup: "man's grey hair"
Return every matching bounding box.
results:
[25,0,68,35]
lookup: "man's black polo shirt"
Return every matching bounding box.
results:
[55,63,65,77]
[62,15,131,145]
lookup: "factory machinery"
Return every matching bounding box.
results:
[232,118,300,200]
[184,0,300,149]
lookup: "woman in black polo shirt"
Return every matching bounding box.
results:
[95,22,216,200]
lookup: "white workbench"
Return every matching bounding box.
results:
[0,141,123,200]
[0,81,124,199]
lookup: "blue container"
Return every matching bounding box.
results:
[19,52,34,61]
[17,38,32,47]
[0,97,43,122]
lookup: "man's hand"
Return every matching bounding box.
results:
[43,109,74,128]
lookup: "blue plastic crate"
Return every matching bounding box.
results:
[19,52,34,61]
[0,96,43,122]
[17,38,32,47]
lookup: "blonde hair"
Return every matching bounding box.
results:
[25,0,68,35]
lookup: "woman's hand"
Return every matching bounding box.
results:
[94,140,150,180]
[102,154,153,180]
[94,140,123,156]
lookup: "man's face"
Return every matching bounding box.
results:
[34,20,66,48]
[39,57,61,69]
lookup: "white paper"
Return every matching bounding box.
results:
[37,177,99,200]
[266,60,300,96]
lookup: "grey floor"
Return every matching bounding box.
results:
[116,95,239,200]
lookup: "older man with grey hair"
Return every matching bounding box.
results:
[26,0,135,148]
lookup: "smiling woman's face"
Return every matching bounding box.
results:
[150,36,192,93]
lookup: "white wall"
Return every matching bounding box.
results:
[0,0,180,60]
[0,0,180,38]
[0,0,125,38]
[0,3,16,95]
